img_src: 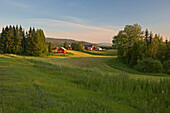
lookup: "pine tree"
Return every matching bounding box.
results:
[0,25,48,56]
[16,25,22,54]
[38,29,47,55]
[12,26,17,53]
[6,25,14,53]
[21,30,26,54]
[145,29,149,48]
[149,32,153,43]
[33,29,41,56]
[26,27,33,55]
[25,28,47,56]
[0,28,5,53]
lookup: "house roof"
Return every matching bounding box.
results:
[60,47,66,50]
[94,47,102,50]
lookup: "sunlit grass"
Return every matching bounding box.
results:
[82,49,117,56]
[0,56,139,113]
[0,51,169,113]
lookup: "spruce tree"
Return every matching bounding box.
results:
[0,28,5,53]
[33,29,41,56]
[16,25,22,54]
[21,30,26,54]
[38,29,47,55]
[0,25,48,56]
[26,27,33,55]
[6,25,14,53]
[149,32,153,43]
[145,29,149,48]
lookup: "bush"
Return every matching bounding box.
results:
[163,60,170,74]
[134,58,163,73]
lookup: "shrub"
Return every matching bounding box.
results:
[163,60,170,74]
[134,58,163,73]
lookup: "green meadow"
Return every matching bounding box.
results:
[0,50,169,113]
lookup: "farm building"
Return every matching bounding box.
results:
[58,47,67,53]
[68,45,72,50]
[94,47,102,51]
[84,45,95,51]
[53,47,58,52]
[54,47,58,50]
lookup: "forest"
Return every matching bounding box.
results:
[113,24,170,74]
[0,25,47,56]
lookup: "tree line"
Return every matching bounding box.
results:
[0,25,48,56]
[113,24,170,73]
[63,41,84,51]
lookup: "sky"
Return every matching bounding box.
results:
[0,0,170,43]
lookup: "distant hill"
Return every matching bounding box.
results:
[46,37,95,47]
[97,43,113,47]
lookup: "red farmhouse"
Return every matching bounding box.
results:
[58,47,67,53]
[54,47,58,50]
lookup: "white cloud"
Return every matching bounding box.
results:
[26,18,117,43]
[26,18,116,32]
[0,18,118,43]
[64,16,86,24]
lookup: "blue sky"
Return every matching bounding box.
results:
[0,0,170,43]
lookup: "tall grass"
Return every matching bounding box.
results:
[74,74,170,113]
[0,56,169,113]
[34,60,170,113]
[107,57,170,77]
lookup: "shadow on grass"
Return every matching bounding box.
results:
[106,57,170,77]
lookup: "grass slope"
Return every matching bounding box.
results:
[0,56,137,113]
[0,53,169,113]
[106,57,170,77]
[82,49,117,56]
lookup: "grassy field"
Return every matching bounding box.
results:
[82,49,117,56]
[0,51,170,113]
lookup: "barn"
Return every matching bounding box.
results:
[68,45,72,50]
[58,47,67,53]
[53,47,58,52]
[94,47,102,51]
[84,45,95,51]
[54,47,58,50]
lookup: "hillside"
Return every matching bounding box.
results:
[46,37,95,47]
[97,43,113,47]
[0,52,169,113]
